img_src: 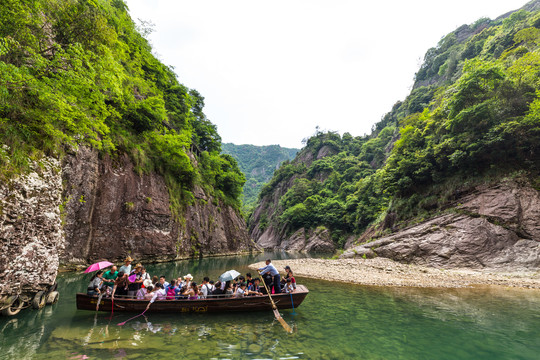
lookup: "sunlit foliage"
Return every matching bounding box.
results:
[0,0,244,211]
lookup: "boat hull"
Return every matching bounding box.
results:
[76,285,309,313]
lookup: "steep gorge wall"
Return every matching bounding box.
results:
[61,147,256,265]
[0,147,256,298]
[342,180,540,270]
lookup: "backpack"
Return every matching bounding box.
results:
[166,287,176,300]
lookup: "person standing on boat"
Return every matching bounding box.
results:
[102,266,118,292]
[119,256,133,274]
[140,267,151,283]
[112,271,129,298]
[127,264,144,298]
[258,259,281,294]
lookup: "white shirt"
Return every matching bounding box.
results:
[119,264,131,274]
[258,263,279,276]
[140,272,150,281]
[235,288,246,298]
[201,283,212,298]
[150,288,166,303]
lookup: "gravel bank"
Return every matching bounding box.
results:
[249,258,540,289]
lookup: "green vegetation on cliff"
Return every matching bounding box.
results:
[0,0,244,211]
[222,143,298,212]
[251,3,540,246]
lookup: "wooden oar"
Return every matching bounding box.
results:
[258,270,292,333]
[117,309,147,326]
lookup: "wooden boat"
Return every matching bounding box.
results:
[76,285,309,313]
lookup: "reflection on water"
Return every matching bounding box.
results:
[1,252,540,359]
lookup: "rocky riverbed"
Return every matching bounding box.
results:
[249,258,540,289]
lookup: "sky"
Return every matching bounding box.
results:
[125,0,531,148]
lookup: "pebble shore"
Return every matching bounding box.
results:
[249,258,540,289]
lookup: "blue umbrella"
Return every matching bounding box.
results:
[219,270,241,282]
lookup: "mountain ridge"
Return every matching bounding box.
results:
[222,143,298,213]
[248,0,540,268]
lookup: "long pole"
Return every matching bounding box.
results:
[258,270,292,333]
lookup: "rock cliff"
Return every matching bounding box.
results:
[0,147,256,300]
[0,157,63,298]
[62,147,256,265]
[341,180,540,270]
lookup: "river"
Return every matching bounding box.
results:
[1,252,540,359]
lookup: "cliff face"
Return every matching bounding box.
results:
[0,157,63,297]
[341,180,540,270]
[61,147,255,265]
[0,147,255,298]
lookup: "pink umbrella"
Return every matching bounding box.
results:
[84,261,114,273]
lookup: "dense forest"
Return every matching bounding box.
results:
[0,0,245,213]
[222,143,298,213]
[250,2,540,247]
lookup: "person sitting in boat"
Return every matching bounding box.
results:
[166,279,177,300]
[152,283,166,300]
[230,278,237,294]
[143,285,154,300]
[235,282,247,297]
[119,256,133,275]
[209,280,216,292]
[225,281,234,297]
[102,266,118,293]
[152,275,159,287]
[145,283,166,310]
[283,278,295,294]
[245,273,254,288]
[87,270,104,296]
[183,282,199,300]
[212,281,224,297]
[137,279,152,299]
[248,278,263,296]
[200,277,212,299]
[173,281,185,299]
[112,271,129,298]
[281,265,297,290]
[159,276,169,288]
[258,259,281,293]
[183,274,193,288]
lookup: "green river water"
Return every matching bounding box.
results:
[1,252,540,360]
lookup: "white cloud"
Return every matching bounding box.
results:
[125,0,530,148]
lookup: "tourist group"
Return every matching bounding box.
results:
[86,258,297,304]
